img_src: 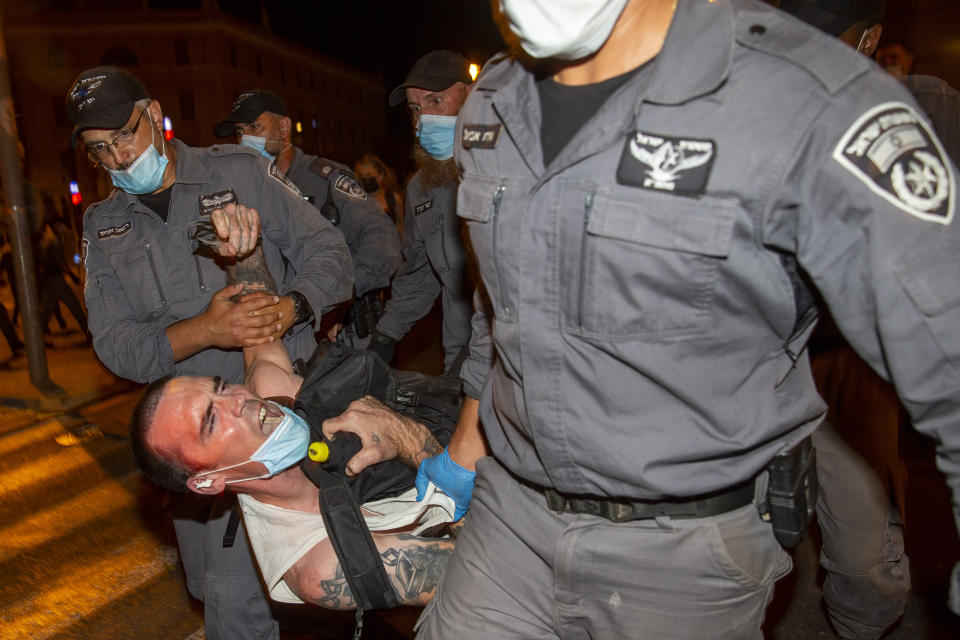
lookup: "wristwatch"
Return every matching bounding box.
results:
[287,290,313,325]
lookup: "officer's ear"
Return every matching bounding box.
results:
[188,473,226,495]
[147,100,164,132]
[861,24,882,58]
[279,115,292,137]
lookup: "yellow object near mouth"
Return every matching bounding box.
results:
[308,441,329,463]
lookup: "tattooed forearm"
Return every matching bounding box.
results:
[380,534,453,605]
[395,415,443,471]
[312,563,356,610]
[224,244,278,300]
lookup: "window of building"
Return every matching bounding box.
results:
[174,38,189,65]
[180,90,196,122]
[229,43,237,69]
[256,53,263,76]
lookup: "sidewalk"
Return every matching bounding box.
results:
[0,331,135,412]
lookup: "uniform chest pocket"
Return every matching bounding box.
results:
[572,189,736,341]
[458,173,518,319]
[103,237,167,313]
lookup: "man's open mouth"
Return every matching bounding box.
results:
[258,402,285,434]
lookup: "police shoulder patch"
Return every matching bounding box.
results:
[833,101,954,224]
[333,174,367,200]
[269,162,303,197]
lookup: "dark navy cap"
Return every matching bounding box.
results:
[214,90,288,137]
[66,66,150,148]
[389,50,473,107]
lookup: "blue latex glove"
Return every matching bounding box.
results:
[415,447,476,521]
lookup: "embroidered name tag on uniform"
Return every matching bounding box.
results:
[269,162,303,197]
[415,199,434,215]
[616,131,716,197]
[834,101,954,224]
[97,222,131,240]
[462,124,501,149]
[198,189,238,215]
[334,174,367,200]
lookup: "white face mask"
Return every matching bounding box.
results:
[498,0,629,61]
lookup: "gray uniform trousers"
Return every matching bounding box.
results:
[172,493,278,640]
[814,421,910,639]
[416,458,792,640]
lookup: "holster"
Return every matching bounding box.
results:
[764,436,818,548]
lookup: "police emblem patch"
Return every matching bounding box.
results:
[414,199,434,215]
[97,222,131,240]
[462,124,501,149]
[269,163,304,197]
[198,189,238,215]
[834,102,954,224]
[616,131,716,196]
[334,175,367,200]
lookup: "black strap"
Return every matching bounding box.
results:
[221,501,242,548]
[305,462,399,612]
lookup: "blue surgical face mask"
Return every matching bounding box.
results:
[194,403,310,485]
[107,122,169,195]
[240,134,276,161]
[417,114,457,160]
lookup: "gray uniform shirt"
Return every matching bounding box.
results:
[376,172,474,372]
[285,147,402,296]
[902,74,960,166]
[82,140,354,384]
[456,0,960,537]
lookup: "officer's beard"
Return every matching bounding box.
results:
[413,145,459,191]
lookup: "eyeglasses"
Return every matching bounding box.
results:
[86,108,148,164]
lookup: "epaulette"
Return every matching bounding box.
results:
[733,5,872,95]
[309,157,352,179]
[205,143,260,157]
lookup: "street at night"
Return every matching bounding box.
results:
[2,1,960,639]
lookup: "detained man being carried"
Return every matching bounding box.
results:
[129,228,460,610]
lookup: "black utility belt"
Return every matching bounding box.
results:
[538,478,756,523]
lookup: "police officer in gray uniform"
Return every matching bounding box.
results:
[411,1,960,638]
[370,51,477,375]
[215,90,402,342]
[67,67,353,640]
[778,2,911,637]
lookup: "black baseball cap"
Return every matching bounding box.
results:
[388,50,473,107]
[214,90,288,137]
[779,0,885,36]
[66,66,150,148]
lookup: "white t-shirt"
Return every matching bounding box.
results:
[238,484,455,603]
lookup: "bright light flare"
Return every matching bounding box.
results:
[469,63,479,81]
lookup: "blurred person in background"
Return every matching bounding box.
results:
[355,152,405,237]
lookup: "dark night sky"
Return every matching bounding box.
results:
[264,1,506,88]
